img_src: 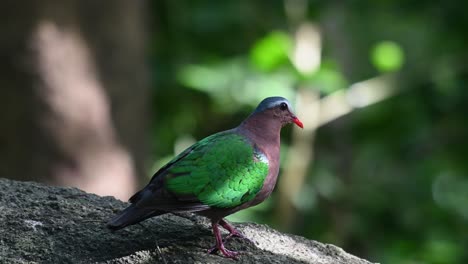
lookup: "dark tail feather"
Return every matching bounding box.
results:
[107,205,166,231]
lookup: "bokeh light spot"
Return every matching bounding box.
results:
[371,41,404,72]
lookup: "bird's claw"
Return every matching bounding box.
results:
[227,231,254,244]
[207,232,253,254]
[207,245,239,259]
[221,248,239,260]
[207,246,217,254]
[209,220,253,259]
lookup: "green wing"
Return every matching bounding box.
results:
[165,132,269,208]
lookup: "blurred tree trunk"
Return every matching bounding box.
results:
[0,1,149,200]
[319,0,356,249]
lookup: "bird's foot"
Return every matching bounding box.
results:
[220,247,240,259]
[207,230,253,255]
[207,244,239,259]
[219,219,254,244]
[209,219,246,259]
[225,231,254,244]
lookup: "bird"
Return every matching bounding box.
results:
[107,96,303,259]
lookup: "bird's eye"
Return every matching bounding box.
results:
[279,102,288,111]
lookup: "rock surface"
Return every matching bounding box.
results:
[0,178,374,264]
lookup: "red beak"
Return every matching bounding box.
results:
[292,117,303,128]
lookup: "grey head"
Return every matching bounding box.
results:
[251,96,303,128]
[253,96,293,114]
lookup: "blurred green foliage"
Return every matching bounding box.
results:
[371,41,405,72]
[149,1,468,263]
[250,31,292,72]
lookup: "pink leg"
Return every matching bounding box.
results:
[219,219,253,243]
[207,220,239,259]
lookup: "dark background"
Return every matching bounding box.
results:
[1,1,467,263]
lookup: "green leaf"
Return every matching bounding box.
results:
[250,31,292,72]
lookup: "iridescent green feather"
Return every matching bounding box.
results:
[165,133,269,208]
